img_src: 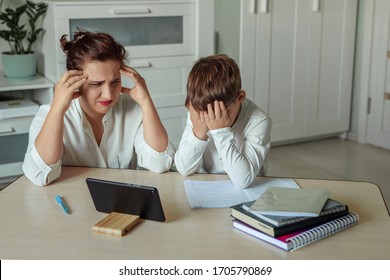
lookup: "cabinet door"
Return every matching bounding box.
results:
[240,0,356,143]
[304,0,357,137]
[53,3,194,63]
[241,0,310,142]
[366,0,390,150]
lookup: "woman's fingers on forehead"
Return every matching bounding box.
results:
[62,70,82,79]
[121,65,139,74]
[121,87,130,94]
[67,69,83,76]
[59,70,80,85]
[120,68,141,83]
[67,73,87,85]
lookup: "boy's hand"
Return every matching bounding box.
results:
[203,101,231,130]
[188,103,209,140]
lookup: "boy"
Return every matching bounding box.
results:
[174,54,272,189]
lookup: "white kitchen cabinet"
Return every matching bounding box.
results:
[0,73,53,182]
[39,0,214,147]
[240,0,357,143]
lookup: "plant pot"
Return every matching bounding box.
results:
[1,52,37,80]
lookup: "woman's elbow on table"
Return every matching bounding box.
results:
[22,161,61,187]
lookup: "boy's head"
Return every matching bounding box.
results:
[186,54,242,112]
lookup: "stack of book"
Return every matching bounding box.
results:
[231,187,359,251]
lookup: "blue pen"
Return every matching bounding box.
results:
[55,195,71,215]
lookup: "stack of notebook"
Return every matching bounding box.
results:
[231,187,359,251]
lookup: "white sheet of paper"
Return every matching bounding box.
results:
[183,177,300,208]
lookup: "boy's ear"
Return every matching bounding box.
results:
[238,90,246,102]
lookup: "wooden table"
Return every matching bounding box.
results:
[0,166,389,259]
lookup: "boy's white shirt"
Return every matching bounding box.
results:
[23,94,175,186]
[174,99,272,189]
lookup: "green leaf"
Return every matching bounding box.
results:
[0,1,47,54]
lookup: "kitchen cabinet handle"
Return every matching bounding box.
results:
[130,62,152,68]
[0,126,15,135]
[250,0,257,14]
[260,0,268,13]
[312,0,320,12]
[111,8,151,15]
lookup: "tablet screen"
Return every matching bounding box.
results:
[86,178,165,222]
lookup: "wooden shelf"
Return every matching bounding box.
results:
[0,73,54,181]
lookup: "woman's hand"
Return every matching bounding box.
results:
[120,64,169,152]
[35,70,86,166]
[52,70,87,115]
[120,65,152,107]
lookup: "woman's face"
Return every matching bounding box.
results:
[78,59,122,118]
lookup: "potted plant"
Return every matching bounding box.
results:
[0,0,47,79]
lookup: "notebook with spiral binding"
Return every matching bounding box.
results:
[233,212,359,251]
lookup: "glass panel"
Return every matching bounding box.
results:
[70,16,183,46]
[0,133,28,164]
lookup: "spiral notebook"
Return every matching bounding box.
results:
[233,212,359,251]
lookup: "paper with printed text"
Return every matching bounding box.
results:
[184,177,300,208]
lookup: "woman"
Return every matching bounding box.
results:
[23,30,174,186]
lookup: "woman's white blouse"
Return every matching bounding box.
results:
[23,95,175,186]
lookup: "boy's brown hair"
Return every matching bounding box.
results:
[185,54,242,111]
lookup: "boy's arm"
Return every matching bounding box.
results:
[174,112,208,176]
[211,117,271,189]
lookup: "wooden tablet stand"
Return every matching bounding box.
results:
[92,212,141,236]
